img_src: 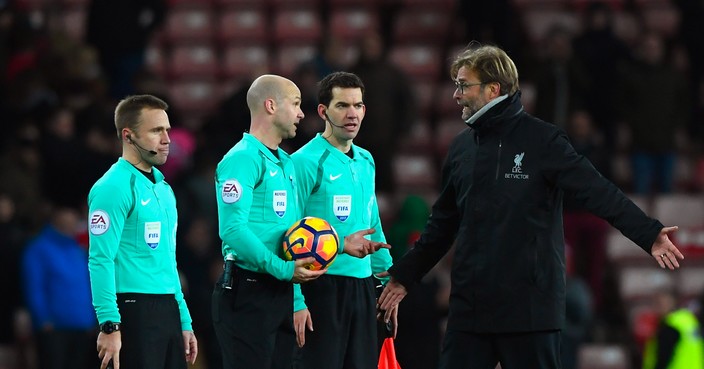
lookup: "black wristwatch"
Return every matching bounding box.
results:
[99,321,121,334]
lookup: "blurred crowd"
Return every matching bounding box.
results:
[1,0,703,368]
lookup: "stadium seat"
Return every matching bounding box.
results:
[435,118,467,158]
[412,80,436,119]
[169,45,218,80]
[396,0,455,11]
[521,8,580,44]
[168,80,219,118]
[677,266,704,300]
[618,265,675,302]
[273,44,317,78]
[218,8,268,44]
[399,121,434,154]
[213,0,263,7]
[642,2,680,37]
[270,0,321,9]
[577,344,629,369]
[164,6,214,44]
[436,83,460,117]
[652,194,704,228]
[329,9,380,42]
[145,45,166,77]
[393,153,438,192]
[606,230,651,265]
[392,9,452,44]
[273,9,323,44]
[59,8,86,42]
[389,45,443,83]
[221,45,270,80]
[59,0,88,9]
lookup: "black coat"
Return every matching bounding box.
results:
[390,92,662,333]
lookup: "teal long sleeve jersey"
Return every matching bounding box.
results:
[292,134,393,311]
[87,158,192,330]
[215,133,300,280]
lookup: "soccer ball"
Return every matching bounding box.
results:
[282,216,339,271]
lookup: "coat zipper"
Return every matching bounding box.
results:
[495,139,502,181]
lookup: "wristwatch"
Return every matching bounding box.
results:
[99,321,121,334]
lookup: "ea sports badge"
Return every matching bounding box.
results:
[221,179,242,204]
[89,210,110,235]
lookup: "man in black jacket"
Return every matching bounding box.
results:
[377,44,684,369]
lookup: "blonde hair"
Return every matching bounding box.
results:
[450,43,519,96]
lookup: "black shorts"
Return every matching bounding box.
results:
[293,275,377,369]
[212,266,295,369]
[117,293,186,369]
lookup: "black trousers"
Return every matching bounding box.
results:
[117,293,186,369]
[438,329,562,369]
[212,267,295,369]
[293,275,377,369]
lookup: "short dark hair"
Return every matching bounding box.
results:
[114,94,168,138]
[317,72,365,107]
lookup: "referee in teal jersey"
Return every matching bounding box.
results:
[291,72,395,368]
[212,75,389,369]
[212,75,326,369]
[88,95,197,369]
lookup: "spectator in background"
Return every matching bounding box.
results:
[86,0,166,99]
[0,194,26,368]
[351,30,416,193]
[573,2,632,170]
[39,107,90,207]
[532,25,588,129]
[642,290,703,369]
[0,124,46,232]
[22,206,96,369]
[618,31,688,194]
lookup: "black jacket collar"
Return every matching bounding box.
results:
[471,91,524,134]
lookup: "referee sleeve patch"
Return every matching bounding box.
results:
[221,179,243,204]
[89,210,110,235]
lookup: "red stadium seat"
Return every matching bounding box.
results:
[389,45,443,83]
[218,8,268,44]
[618,265,675,302]
[169,45,218,80]
[58,8,86,42]
[221,45,270,80]
[169,80,219,118]
[330,9,380,42]
[214,0,263,7]
[436,82,460,117]
[145,45,167,77]
[435,118,467,158]
[274,44,317,78]
[395,0,455,11]
[412,80,436,119]
[577,344,629,369]
[273,9,322,44]
[392,10,452,44]
[270,0,321,9]
[393,154,438,192]
[164,7,214,44]
[652,194,704,228]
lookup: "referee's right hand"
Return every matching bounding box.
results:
[291,257,327,283]
[97,331,121,369]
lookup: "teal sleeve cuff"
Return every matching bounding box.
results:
[293,283,307,312]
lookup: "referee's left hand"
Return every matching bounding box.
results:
[294,308,313,347]
[182,330,198,364]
